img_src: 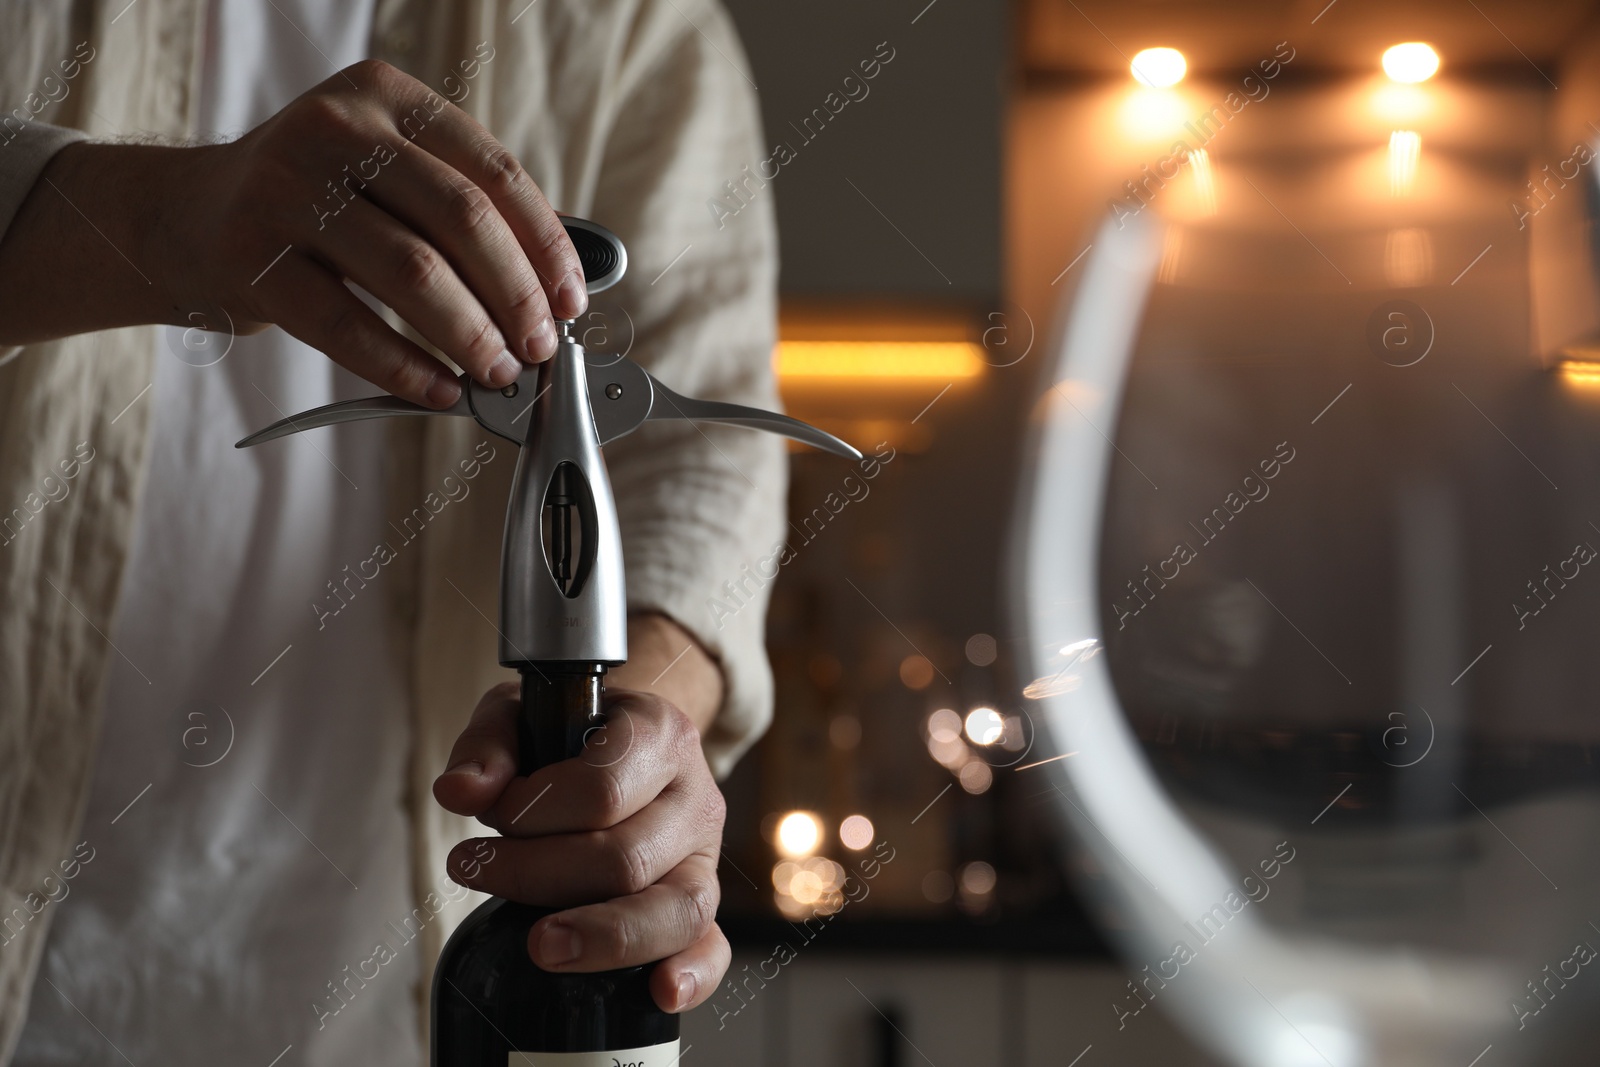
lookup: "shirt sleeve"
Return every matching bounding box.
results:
[587,0,786,778]
[0,121,88,366]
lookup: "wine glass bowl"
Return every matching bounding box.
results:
[1014,78,1600,1067]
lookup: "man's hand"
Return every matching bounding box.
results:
[0,60,585,408]
[432,615,730,1014]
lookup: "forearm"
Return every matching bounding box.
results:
[0,141,197,345]
[607,612,724,735]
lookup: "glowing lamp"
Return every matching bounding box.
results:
[1131,47,1187,88]
[1382,43,1440,83]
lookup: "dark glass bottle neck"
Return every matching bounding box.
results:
[518,663,606,774]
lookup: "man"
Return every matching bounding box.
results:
[0,1,783,1062]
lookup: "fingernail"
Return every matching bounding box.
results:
[675,973,696,1011]
[531,318,558,361]
[538,923,581,966]
[443,759,483,778]
[426,374,462,408]
[489,350,521,387]
[555,272,588,319]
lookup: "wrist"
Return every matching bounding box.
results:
[31,142,215,331]
[609,613,724,734]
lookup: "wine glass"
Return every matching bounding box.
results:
[1012,76,1600,1067]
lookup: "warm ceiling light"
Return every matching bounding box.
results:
[774,811,823,857]
[776,341,984,382]
[1559,360,1600,387]
[1382,42,1440,83]
[1131,47,1187,88]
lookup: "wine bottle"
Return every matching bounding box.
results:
[430,665,680,1064]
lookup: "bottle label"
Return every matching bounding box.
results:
[508,1042,680,1066]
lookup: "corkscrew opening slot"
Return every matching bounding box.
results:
[540,462,598,598]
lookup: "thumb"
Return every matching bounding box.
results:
[432,679,521,817]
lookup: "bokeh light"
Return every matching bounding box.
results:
[775,811,823,857]
[959,760,994,794]
[928,708,962,743]
[964,706,1005,745]
[960,861,997,896]
[899,653,935,689]
[839,814,875,851]
[964,633,998,666]
[829,714,862,749]
[773,856,847,918]
[922,869,955,903]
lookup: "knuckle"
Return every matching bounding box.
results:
[602,836,654,897]
[679,875,720,938]
[599,912,637,968]
[395,239,445,293]
[447,182,497,239]
[661,706,703,765]
[476,143,528,199]
[295,94,356,140]
[531,215,576,274]
[461,314,505,365]
[345,58,399,90]
[504,274,547,321]
[385,359,438,403]
[701,784,727,833]
[319,298,364,353]
[588,766,630,828]
[661,701,696,739]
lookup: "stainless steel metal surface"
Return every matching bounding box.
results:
[233,391,471,447]
[498,336,629,666]
[645,376,861,459]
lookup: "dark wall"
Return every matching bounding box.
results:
[719,0,1005,304]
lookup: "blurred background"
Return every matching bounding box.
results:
[674,1,1600,1064]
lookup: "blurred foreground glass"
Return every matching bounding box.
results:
[1014,77,1600,1066]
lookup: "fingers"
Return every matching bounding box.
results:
[224,60,584,402]
[262,252,462,408]
[446,774,723,907]
[527,852,722,976]
[478,692,700,837]
[404,105,587,322]
[308,194,520,389]
[358,140,560,364]
[432,681,521,817]
[652,923,733,1013]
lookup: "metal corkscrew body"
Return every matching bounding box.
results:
[237,217,861,670]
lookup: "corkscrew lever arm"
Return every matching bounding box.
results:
[234,388,473,448]
[644,375,861,460]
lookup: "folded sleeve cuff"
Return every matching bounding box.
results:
[0,122,88,367]
[0,122,87,238]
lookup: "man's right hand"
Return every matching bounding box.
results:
[0,60,586,409]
